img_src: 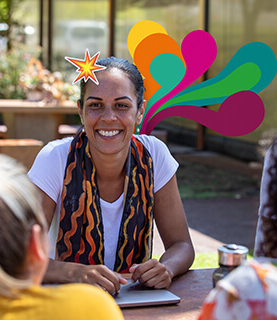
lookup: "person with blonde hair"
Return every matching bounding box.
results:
[0,154,124,320]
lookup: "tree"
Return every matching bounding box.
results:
[0,0,25,50]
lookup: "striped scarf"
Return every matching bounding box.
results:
[56,131,154,273]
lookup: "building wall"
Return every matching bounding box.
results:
[114,0,277,160]
[207,0,277,147]
[14,0,277,160]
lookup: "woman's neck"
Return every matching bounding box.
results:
[90,150,128,203]
[92,152,127,180]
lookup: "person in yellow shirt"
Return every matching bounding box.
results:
[0,154,124,320]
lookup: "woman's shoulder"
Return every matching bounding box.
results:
[134,133,168,152]
[30,137,73,168]
[28,137,73,191]
[41,137,73,156]
[134,134,178,192]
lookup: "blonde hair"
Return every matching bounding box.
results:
[0,154,45,297]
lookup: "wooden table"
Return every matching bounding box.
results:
[0,99,79,144]
[122,268,214,320]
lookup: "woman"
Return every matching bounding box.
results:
[254,139,277,257]
[28,56,195,293]
[0,154,123,319]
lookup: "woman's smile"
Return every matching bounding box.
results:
[97,129,121,137]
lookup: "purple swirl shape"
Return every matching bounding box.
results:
[145,91,265,137]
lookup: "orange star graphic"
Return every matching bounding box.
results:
[65,49,106,85]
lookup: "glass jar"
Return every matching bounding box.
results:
[213,244,248,287]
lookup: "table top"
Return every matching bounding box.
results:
[0,99,78,114]
[122,268,214,320]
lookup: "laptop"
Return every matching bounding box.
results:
[113,279,180,308]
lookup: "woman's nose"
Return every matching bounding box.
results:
[101,106,117,121]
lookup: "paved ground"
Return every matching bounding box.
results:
[153,143,262,256]
[153,195,259,255]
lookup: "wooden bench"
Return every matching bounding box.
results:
[58,124,82,138]
[0,125,7,139]
[0,139,43,170]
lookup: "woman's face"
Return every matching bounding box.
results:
[78,68,144,158]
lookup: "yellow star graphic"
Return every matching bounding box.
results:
[65,49,106,85]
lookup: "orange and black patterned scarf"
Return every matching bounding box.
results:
[56,130,154,273]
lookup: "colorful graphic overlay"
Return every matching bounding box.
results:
[65,50,106,85]
[128,20,277,136]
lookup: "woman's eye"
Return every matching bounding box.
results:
[89,102,102,108]
[115,103,128,109]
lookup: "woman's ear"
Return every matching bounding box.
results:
[136,100,146,125]
[27,224,48,263]
[77,99,84,125]
[25,224,49,284]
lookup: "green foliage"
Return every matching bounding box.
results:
[0,0,26,50]
[0,0,10,22]
[0,44,32,99]
[0,0,25,22]
[0,43,80,101]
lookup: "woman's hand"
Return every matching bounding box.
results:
[129,259,173,289]
[44,259,127,294]
[75,264,128,294]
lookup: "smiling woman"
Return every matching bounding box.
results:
[28,56,195,293]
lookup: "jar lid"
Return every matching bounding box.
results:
[218,244,248,266]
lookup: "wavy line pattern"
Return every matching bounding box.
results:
[57,133,154,273]
[128,20,277,136]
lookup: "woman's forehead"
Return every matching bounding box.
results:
[97,67,129,81]
[84,68,135,96]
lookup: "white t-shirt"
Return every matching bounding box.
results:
[28,134,179,269]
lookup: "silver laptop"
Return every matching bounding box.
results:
[113,279,180,308]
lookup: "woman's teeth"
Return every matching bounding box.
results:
[98,130,120,137]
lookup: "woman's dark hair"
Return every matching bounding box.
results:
[263,139,277,257]
[79,56,145,109]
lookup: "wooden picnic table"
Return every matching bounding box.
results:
[122,268,214,320]
[0,99,78,144]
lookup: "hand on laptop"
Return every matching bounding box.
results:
[129,259,173,289]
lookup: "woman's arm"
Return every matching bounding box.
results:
[130,174,195,288]
[39,189,127,293]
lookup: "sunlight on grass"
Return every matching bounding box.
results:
[153,250,254,270]
[191,253,218,269]
[152,253,218,269]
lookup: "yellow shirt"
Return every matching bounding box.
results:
[0,283,124,320]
